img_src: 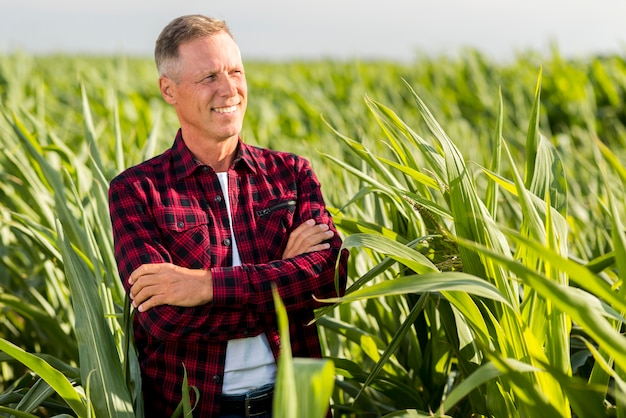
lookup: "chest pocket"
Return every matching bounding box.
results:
[255,197,297,259]
[153,207,211,268]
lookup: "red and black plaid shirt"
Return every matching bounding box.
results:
[108,130,346,417]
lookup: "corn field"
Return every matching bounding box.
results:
[1,48,626,417]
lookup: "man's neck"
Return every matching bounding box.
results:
[183,131,239,171]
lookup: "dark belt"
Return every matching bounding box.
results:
[220,385,273,417]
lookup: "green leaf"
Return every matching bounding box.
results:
[56,220,135,417]
[340,233,438,274]
[318,272,509,307]
[273,285,334,418]
[0,338,88,416]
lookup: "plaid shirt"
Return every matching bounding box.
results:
[108,130,346,417]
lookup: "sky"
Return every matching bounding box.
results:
[2,0,626,62]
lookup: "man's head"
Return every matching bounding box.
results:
[155,14,235,83]
[155,14,247,151]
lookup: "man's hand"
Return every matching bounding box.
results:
[128,263,213,312]
[282,218,334,259]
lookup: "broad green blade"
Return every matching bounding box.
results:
[273,285,335,418]
[0,338,88,416]
[57,220,135,417]
[292,358,335,418]
[317,271,509,307]
[273,284,298,418]
[340,233,438,274]
[524,69,542,188]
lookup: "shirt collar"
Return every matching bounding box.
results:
[171,129,258,181]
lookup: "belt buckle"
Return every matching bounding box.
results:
[244,389,271,417]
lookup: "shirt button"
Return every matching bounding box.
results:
[223,238,231,247]
[202,166,210,173]
[215,195,223,203]
[212,374,221,383]
[177,221,184,228]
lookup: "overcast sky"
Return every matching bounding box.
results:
[2,0,626,62]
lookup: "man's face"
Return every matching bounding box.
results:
[161,32,247,144]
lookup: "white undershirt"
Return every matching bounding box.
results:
[216,172,276,394]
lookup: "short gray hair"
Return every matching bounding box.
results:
[154,14,235,82]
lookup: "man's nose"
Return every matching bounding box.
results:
[219,74,237,96]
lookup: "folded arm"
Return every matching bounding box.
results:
[108,168,346,342]
[128,219,335,312]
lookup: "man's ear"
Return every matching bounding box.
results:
[159,76,177,105]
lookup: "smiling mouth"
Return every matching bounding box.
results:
[213,105,238,114]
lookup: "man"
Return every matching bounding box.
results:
[108,14,346,418]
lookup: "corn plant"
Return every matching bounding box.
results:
[0,89,142,415]
[320,70,626,417]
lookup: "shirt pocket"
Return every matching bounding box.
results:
[254,196,297,258]
[153,207,211,268]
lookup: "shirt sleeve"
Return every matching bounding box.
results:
[210,158,348,313]
[108,175,249,342]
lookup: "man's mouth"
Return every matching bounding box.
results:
[213,105,237,114]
